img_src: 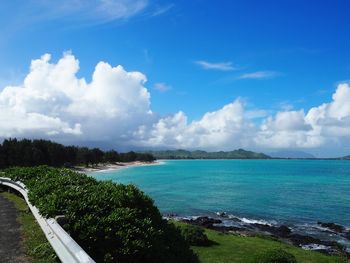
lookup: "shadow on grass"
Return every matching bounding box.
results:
[193,239,220,247]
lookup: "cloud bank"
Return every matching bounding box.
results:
[1,53,350,156]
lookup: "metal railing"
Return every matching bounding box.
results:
[0,177,95,263]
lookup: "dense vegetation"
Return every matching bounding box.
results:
[178,224,211,246]
[3,166,197,263]
[145,149,270,159]
[0,138,155,169]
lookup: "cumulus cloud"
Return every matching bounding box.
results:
[0,52,153,147]
[255,83,350,150]
[195,61,236,71]
[135,100,256,150]
[1,52,350,156]
[138,83,350,153]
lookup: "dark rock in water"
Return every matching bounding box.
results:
[317,222,346,233]
[251,224,291,238]
[288,234,340,248]
[289,233,346,255]
[251,223,273,232]
[289,234,324,246]
[276,225,292,237]
[302,244,332,255]
[185,216,222,228]
[216,212,228,218]
[345,231,350,241]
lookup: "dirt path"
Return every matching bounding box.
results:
[0,194,27,263]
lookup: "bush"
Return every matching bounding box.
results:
[178,224,210,246]
[3,166,197,263]
[252,248,297,263]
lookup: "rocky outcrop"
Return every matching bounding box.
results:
[318,221,350,241]
[252,224,291,237]
[166,214,350,256]
[182,216,222,228]
[318,222,346,233]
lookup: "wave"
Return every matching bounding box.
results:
[215,212,276,226]
[301,244,331,251]
[235,216,274,226]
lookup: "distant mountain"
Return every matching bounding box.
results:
[268,150,315,159]
[145,149,270,159]
[341,155,350,160]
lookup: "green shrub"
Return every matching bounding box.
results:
[3,166,197,263]
[178,224,210,246]
[252,248,297,263]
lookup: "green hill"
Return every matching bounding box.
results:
[145,149,270,159]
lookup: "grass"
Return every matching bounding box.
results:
[174,222,349,263]
[0,188,58,263]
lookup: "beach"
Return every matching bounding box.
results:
[75,160,161,173]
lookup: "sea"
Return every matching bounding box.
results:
[89,159,350,250]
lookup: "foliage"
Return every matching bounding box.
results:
[145,149,270,159]
[252,248,297,263]
[0,138,155,169]
[178,224,210,246]
[3,166,197,263]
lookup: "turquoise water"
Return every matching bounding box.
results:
[90,160,350,245]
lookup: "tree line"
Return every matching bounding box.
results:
[0,138,155,169]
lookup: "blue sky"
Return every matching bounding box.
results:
[1,0,350,156]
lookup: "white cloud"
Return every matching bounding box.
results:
[1,52,350,156]
[153,82,171,92]
[279,101,294,111]
[151,3,175,17]
[136,99,256,150]
[0,52,153,146]
[255,110,321,149]
[255,83,350,150]
[239,71,279,79]
[138,83,350,154]
[30,0,148,24]
[97,0,148,20]
[195,61,236,71]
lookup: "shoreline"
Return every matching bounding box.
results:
[73,160,163,173]
[165,213,350,256]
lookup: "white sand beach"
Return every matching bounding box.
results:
[75,161,162,173]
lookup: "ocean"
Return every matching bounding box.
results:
[90,159,350,250]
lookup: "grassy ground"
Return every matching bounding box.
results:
[0,189,57,263]
[174,222,349,263]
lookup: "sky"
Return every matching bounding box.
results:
[0,0,350,157]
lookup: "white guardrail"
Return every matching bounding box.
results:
[0,177,95,263]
